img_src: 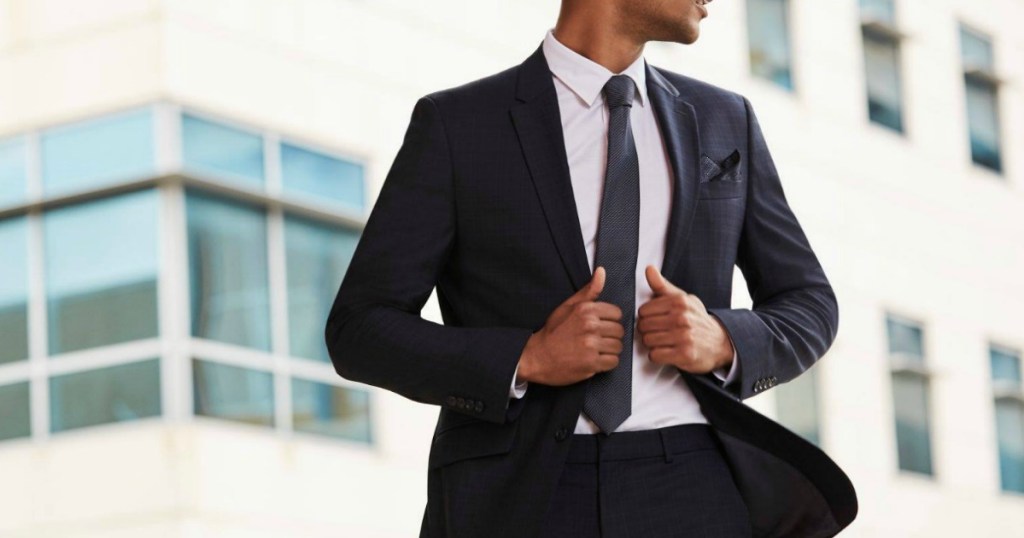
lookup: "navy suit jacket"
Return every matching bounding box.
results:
[325,42,858,538]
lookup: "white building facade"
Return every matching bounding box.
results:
[0,0,1021,536]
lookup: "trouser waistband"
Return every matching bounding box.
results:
[565,423,719,464]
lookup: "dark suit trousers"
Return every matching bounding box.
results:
[537,424,752,538]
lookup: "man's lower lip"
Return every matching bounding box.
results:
[698,4,708,17]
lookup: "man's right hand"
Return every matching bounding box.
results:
[516,266,626,386]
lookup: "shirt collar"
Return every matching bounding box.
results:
[542,27,647,109]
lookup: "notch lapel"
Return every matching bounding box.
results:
[509,43,703,292]
[510,43,592,292]
[645,59,703,281]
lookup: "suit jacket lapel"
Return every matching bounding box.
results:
[645,59,703,281]
[509,43,703,292]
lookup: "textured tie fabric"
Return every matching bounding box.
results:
[582,74,640,434]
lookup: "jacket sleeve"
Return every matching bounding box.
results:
[705,96,839,401]
[324,95,533,424]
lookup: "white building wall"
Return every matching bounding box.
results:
[0,0,1022,536]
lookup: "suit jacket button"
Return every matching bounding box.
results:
[446,396,457,406]
[554,427,569,442]
[475,401,484,412]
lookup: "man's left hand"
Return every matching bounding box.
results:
[636,265,734,373]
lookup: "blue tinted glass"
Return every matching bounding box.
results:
[41,108,155,196]
[864,33,904,132]
[285,215,358,362]
[0,381,30,441]
[281,143,364,209]
[775,367,820,446]
[0,136,27,206]
[49,359,161,433]
[991,347,1022,385]
[746,0,793,91]
[859,0,895,24]
[965,76,1002,173]
[292,378,371,443]
[186,191,270,351]
[892,371,933,475]
[995,400,1024,493]
[886,315,923,361]
[959,25,994,71]
[0,217,28,364]
[45,190,159,355]
[193,359,274,426]
[182,114,265,187]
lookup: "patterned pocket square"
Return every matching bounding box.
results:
[699,149,742,183]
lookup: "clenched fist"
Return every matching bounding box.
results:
[516,266,626,386]
[637,265,734,374]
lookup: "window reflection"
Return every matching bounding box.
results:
[44,190,159,355]
[49,359,161,433]
[0,381,30,441]
[182,113,265,187]
[991,346,1024,493]
[863,32,904,132]
[887,315,933,475]
[775,366,821,446]
[0,217,28,364]
[186,191,271,351]
[41,108,155,195]
[193,358,274,427]
[746,0,793,90]
[285,215,358,362]
[292,378,371,443]
[281,142,364,210]
[0,136,27,206]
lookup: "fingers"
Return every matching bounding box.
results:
[637,310,688,333]
[637,293,686,317]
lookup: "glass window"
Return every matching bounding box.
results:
[995,399,1024,493]
[0,135,27,206]
[746,0,793,91]
[45,190,159,355]
[49,359,161,433]
[0,381,31,442]
[959,25,994,71]
[991,346,1024,494]
[991,346,1022,387]
[181,113,265,187]
[886,315,923,360]
[281,142,365,210]
[892,371,933,475]
[193,359,274,427]
[41,108,155,196]
[775,366,821,446]
[285,215,358,362]
[186,191,270,351]
[0,217,28,364]
[964,77,1002,173]
[863,32,904,133]
[887,315,932,475]
[292,378,371,443]
[859,0,895,25]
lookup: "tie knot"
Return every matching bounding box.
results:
[603,74,636,109]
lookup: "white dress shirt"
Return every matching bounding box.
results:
[508,28,740,434]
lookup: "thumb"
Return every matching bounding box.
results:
[645,265,671,296]
[583,266,606,301]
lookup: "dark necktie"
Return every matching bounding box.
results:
[582,74,640,434]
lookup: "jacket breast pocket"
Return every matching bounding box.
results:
[428,415,519,469]
[698,169,746,200]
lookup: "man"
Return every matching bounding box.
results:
[326,0,858,536]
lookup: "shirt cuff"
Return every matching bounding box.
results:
[712,336,740,386]
[509,361,528,399]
